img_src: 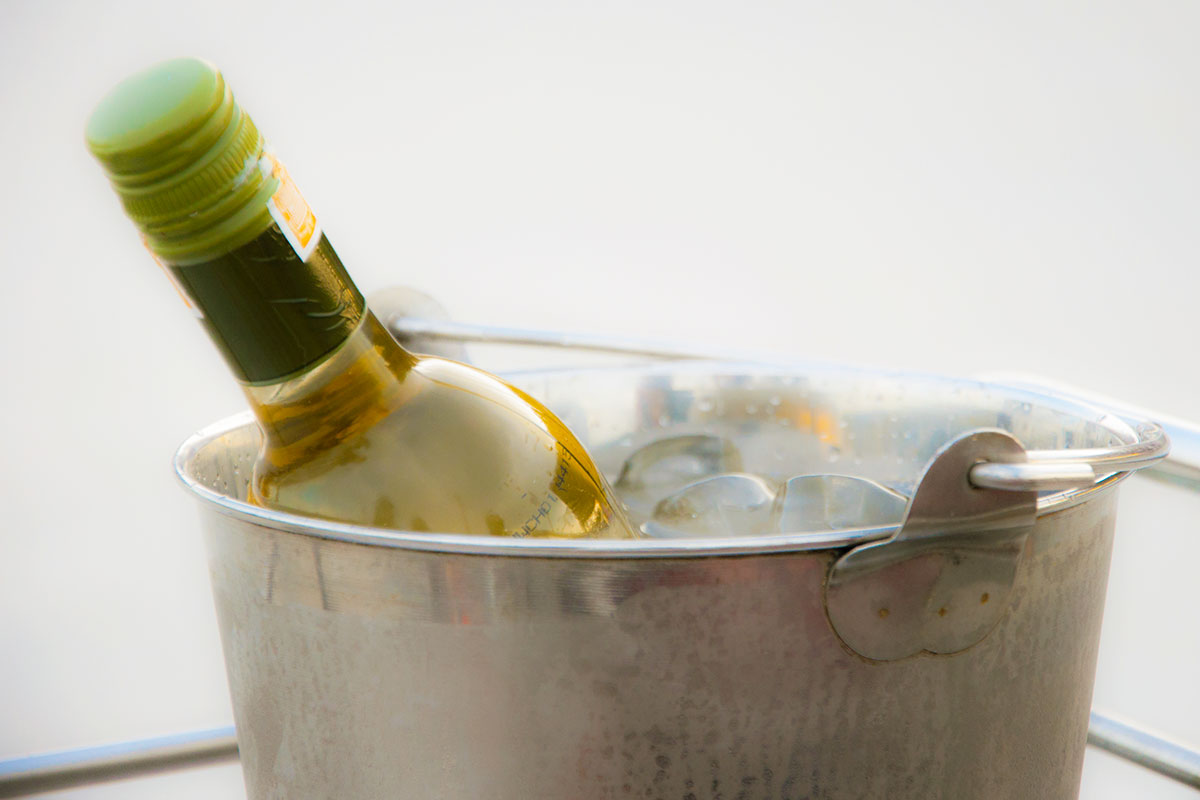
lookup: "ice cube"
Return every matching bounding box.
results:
[614,434,743,519]
[775,474,907,533]
[643,473,778,538]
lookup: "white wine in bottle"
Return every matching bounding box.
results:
[87,57,636,539]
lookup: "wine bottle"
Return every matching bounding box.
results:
[87,57,636,539]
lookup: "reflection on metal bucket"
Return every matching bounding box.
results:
[179,363,1165,799]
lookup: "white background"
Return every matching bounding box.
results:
[1,1,1198,797]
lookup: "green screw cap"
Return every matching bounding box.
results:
[86,57,279,264]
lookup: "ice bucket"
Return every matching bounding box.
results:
[176,362,1166,799]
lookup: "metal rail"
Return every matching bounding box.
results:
[2,713,1197,796]
[0,727,238,798]
[1088,712,1200,789]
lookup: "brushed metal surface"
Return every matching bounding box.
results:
[201,493,1114,799]
[182,365,1125,799]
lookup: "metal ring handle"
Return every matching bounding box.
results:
[968,462,1099,492]
[970,421,1170,492]
[979,373,1200,492]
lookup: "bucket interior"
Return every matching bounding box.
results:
[179,362,1135,546]
[522,363,1132,495]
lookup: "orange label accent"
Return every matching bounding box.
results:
[143,235,203,318]
[265,152,321,261]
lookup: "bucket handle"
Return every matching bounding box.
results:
[375,301,1171,497]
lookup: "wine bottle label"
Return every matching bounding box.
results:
[263,151,322,262]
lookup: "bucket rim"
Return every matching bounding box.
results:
[174,361,1140,558]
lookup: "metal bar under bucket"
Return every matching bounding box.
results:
[0,728,238,798]
[1087,712,1200,790]
[3,711,1198,797]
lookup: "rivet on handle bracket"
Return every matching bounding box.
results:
[824,429,1038,662]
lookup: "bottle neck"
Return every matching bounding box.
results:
[244,311,419,463]
[164,220,421,458]
[168,224,367,385]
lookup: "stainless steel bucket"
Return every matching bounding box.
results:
[177,362,1166,799]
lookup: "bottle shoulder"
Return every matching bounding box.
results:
[410,357,534,406]
[251,356,633,539]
